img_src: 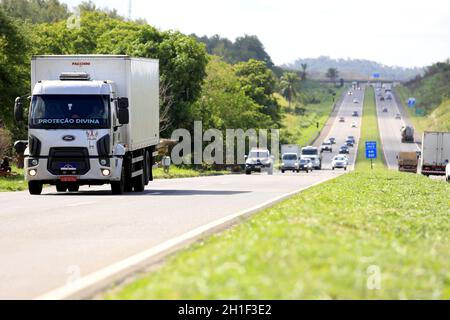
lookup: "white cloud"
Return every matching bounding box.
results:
[61,0,450,67]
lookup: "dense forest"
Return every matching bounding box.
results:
[0,0,284,151]
[285,56,423,81]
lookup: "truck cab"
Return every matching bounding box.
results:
[14,55,159,195]
[301,146,322,170]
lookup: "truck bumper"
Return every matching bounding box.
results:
[24,157,123,185]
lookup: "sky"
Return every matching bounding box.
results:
[60,0,450,68]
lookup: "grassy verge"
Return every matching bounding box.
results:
[104,89,448,299]
[0,167,27,192]
[105,168,449,299]
[153,166,229,179]
[280,86,345,147]
[395,85,427,133]
[396,85,450,133]
[356,87,385,170]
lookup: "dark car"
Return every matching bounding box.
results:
[298,158,313,173]
[345,139,354,147]
[352,111,359,117]
[347,136,356,144]
[386,95,392,100]
[339,145,350,154]
[380,96,385,101]
[382,108,388,113]
[329,137,336,144]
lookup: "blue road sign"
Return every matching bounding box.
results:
[372,73,380,78]
[365,141,377,159]
[407,97,416,107]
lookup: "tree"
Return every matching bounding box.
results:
[30,12,209,135]
[300,63,308,81]
[192,57,273,131]
[280,72,298,111]
[192,34,274,68]
[0,0,69,23]
[234,59,281,125]
[0,10,29,135]
[325,68,339,83]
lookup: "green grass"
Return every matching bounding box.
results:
[281,86,345,146]
[396,85,450,133]
[0,167,27,192]
[153,166,229,179]
[356,87,385,170]
[105,85,449,300]
[105,168,450,300]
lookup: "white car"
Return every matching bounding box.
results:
[332,155,348,170]
[245,148,274,175]
[353,99,359,104]
[351,121,357,128]
[446,163,450,182]
[281,153,300,173]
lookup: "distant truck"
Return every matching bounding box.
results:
[397,152,418,173]
[281,144,300,173]
[401,126,415,143]
[300,146,322,170]
[420,131,450,176]
[14,55,159,195]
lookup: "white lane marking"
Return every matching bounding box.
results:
[35,174,343,300]
[65,201,97,208]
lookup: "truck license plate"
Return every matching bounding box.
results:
[60,176,78,182]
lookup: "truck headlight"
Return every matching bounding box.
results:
[29,169,37,176]
[28,159,39,167]
[100,159,107,166]
[102,169,111,176]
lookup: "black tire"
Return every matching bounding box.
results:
[68,185,79,192]
[143,150,151,185]
[111,166,126,195]
[281,170,285,173]
[332,167,335,170]
[245,170,251,175]
[297,170,300,173]
[29,181,43,195]
[344,167,347,171]
[133,172,145,192]
[56,184,67,192]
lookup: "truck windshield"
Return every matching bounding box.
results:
[283,154,297,160]
[249,151,269,158]
[302,149,318,156]
[29,95,110,129]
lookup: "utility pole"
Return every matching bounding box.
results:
[128,0,132,21]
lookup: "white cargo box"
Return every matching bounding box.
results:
[31,55,159,151]
[421,131,450,166]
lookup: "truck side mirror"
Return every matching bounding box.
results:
[118,97,129,109]
[118,108,129,125]
[14,97,24,122]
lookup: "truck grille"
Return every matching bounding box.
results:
[47,147,90,175]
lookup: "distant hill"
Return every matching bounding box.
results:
[284,56,423,81]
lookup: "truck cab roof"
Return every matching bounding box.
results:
[32,80,112,95]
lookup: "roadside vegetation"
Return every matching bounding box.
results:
[153,167,229,179]
[0,167,26,192]
[280,80,345,146]
[104,86,449,300]
[105,168,449,299]
[356,87,385,169]
[395,60,450,133]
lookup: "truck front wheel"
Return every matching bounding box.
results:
[133,173,145,192]
[111,168,126,195]
[29,181,43,195]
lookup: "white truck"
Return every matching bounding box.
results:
[14,55,159,195]
[281,144,300,173]
[300,146,322,170]
[420,131,450,176]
